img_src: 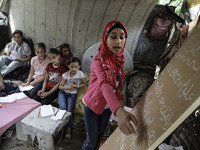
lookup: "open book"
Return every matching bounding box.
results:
[51,109,66,120]
[18,85,34,91]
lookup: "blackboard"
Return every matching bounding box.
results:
[100,18,200,150]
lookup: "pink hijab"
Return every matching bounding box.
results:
[98,20,128,89]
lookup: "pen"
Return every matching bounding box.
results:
[54,110,59,116]
[38,107,41,118]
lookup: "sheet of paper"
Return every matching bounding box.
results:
[51,109,66,120]
[18,85,34,91]
[0,95,16,103]
[40,105,54,117]
[13,92,28,100]
[0,92,28,103]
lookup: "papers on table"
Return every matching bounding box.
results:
[40,105,54,117]
[51,109,66,120]
[0,92,27,103]
[13,92,28,99]
[18,85,34,91]
[39,105,66,120]
[0,96,16,103]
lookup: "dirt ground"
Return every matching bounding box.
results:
[0,125,86,150]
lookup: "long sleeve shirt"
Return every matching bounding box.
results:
[83,54,123,115]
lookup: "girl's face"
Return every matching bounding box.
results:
[13,33,23,45]
[68,62,80,75]
[62,47,70,56]
[35,47,46,60]
[106,28,126,54]
[48,53,60,66]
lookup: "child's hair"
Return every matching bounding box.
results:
[13,30,23,37]
[35,42,46,50]
[60,43,71,52]
[47,48,60,55]
[68,57,81,66]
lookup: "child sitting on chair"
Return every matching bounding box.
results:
[58,57,86,139]
[21,43,50,98]
[32,48,67,105]
[0,30,32,77]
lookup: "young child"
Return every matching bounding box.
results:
[54,43,73,68]
[0,73,16,97]
[58,57,86,139]
[21,43,50,98]
[0,30,32,77]
[81,21,138,150]
[32,48,67,105]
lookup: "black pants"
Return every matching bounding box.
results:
[32,89,58,105]
[28,82,43,98]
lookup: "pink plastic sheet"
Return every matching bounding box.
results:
[0,97,41,135]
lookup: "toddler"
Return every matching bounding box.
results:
[58,57,86,139]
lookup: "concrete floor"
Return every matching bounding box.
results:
[0,125,86,150]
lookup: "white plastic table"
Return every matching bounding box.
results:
[17,106,71,150]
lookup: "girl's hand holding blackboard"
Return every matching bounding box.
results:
[116,107,138,135]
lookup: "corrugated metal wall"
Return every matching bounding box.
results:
[9,0,157,60]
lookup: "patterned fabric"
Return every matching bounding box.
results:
[31,56,50,80]
[98,20,127,89]
[6,41,31,60]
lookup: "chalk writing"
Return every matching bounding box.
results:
[167,64,182,87]
[184,31,200,57]
[143,129,156,147]
[115,135,121,143]
[175,53,200,71]
[144,92,154,127]
[167,64,195,101]
[160,105,173,130]
[177,79,194,101]
[146,130,156,146]
[129,135,137,149]
[143,92,156,146]
[115,134,126,150]
[155,81,173,130]
[155,81,164,98]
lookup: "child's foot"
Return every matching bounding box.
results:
[65,133,71,139]
[65,128,72,141]
[64,133,71,143]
